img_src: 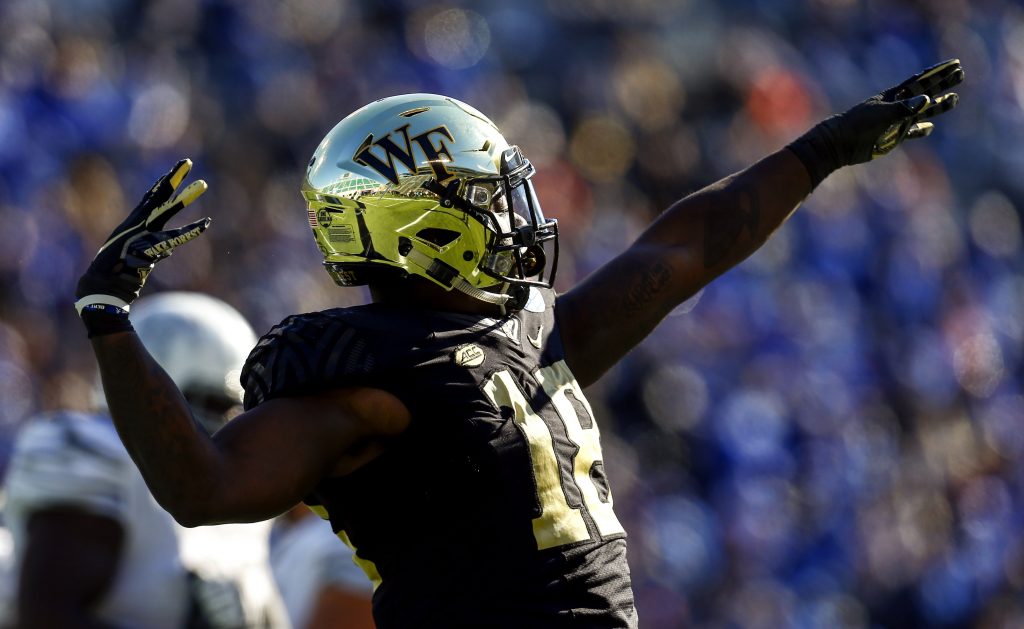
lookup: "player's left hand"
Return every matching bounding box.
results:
[75,159,210,334]
[857,58,964,161]
[788,59,964,188]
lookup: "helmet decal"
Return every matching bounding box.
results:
[352,123,456,185]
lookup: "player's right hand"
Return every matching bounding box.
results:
[75,159,210,318]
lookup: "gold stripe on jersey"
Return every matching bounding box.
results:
[535,361,624,538]
[307,504,330,520]
[338,530,383,591]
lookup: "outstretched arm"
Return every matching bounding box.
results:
[558,59,964,387]
[559,150,809,386]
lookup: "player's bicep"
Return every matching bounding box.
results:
[201,387,409,525]
[558,243,697,387]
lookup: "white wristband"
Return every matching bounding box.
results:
[74,294,132,316]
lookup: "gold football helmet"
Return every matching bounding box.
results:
[302,94,558,309]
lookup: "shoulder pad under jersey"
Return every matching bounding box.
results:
[241,311,376,410]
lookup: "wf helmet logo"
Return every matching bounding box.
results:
[352,124,455,185]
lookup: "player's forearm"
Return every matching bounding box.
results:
[91,331,224,524]
[638,148,811,286]
[560,149,812,386]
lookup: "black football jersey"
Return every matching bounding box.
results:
[241,287,637,628]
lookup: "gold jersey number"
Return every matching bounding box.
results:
[483,360,624,550]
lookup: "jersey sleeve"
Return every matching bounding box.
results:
[4,413,133,522]
[240,312,378,411]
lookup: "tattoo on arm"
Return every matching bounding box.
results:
[621,260,672,316]
[702,183,761,269]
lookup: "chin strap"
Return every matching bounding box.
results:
[404,247,512,307]
[454,279,511,306]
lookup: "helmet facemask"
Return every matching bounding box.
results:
[422,145,559,295]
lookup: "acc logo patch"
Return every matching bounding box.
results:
[317,208,333,227]
[453,344,485,368]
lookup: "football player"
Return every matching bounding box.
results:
[73,60,963,628]
[3,292,278,628]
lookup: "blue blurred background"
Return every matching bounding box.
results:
[0,0,1022,626]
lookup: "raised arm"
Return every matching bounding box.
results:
[558,59,964,387]
[559,150,808,386]
[75,160,409,527]
[91,330,408,526]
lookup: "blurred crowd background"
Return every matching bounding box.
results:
[0,0,1022,627]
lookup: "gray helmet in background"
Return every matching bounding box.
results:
[93,292,257,431]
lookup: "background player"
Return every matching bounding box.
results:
[71,61,961,627]
[1,292,284,628]
[269,504,375,629]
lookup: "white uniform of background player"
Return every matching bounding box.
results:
[4,411,191,628]
[1,292,288,628]
[269,504,374,628]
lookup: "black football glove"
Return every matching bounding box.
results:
[75,159,210,337]
[788,59,964,188]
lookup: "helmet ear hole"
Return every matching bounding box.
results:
[416,228,460,247]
